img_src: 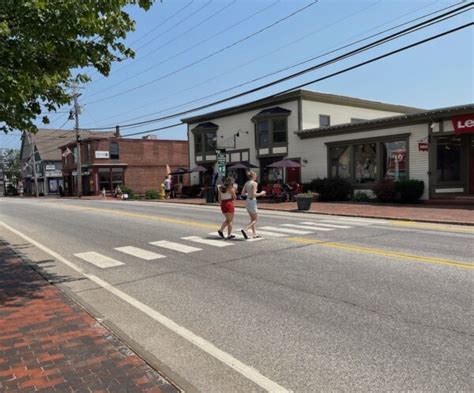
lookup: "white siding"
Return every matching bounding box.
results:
[301,100,407,130]
[296,124,430,199]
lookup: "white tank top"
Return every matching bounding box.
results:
[220,191,232,200]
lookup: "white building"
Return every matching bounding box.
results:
[182,89,420,188]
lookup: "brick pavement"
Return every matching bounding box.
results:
[0,240,179,393]
[154,198,474,225]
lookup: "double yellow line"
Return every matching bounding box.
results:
[58,203,474,270]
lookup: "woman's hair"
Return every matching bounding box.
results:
[220,176,235,193]
[247,170,257,180]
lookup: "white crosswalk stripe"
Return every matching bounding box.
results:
[182,236,234,247]
[260,226,312,235]
[150,240,202,254]
[115,246,165,260]
[252,230,288,238]
[74,251,124,268]
[301,221,351,229]
[282,224,333,231]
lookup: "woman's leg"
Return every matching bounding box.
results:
[249,213,258,237]
[225,213,233,236]
[243,212,257,234]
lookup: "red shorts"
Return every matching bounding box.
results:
[220,200,235,214]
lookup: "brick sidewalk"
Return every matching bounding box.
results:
[0,240,179,393]
[155,198,474,225]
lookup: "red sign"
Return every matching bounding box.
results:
[418,142,428,151]
[452,114,474,135]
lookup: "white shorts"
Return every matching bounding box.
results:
[246,199,258,214]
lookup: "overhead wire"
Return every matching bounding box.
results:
[84,0,321,105]
[85,2,472,131]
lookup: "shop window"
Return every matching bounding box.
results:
[329,146,351,179]
[205,131,216,152]
[257,121,270,147]
[436,136,461,182]
[320,115,331,127]
[354,143,377,183]
[99,170,110,191]
[110,142,119,159]
[383,141,407,181]
[195,132,203,155]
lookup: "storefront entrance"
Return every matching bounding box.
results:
[470,136,474,194]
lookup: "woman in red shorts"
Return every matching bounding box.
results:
[218,176,237,240]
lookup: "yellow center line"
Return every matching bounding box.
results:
[55,203,473,270]
[287,237,474,270]
[390,220,474,234]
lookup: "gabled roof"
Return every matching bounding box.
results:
[296,104,474,139]
[181,89,422,124]
[22,129,115,161]
[256,106,291,116]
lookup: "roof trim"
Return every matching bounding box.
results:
[296,104,474,139]
[181,89,422,124]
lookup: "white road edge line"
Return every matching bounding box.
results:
[0,221,290,393]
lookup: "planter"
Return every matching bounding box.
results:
[295,195,313,211]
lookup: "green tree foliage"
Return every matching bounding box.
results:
[0,0,154,134]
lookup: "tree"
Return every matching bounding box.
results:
[0,149,21,183]
[0,0,155,134]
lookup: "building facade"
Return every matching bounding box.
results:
[182,89,420,189]
[61,136,189,196]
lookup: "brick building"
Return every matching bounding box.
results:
[61,136,188,196]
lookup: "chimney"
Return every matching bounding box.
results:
[142,135,158,140]
[115,125,121,137]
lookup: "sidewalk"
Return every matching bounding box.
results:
[156,198,474,225]
[0,240,179,393]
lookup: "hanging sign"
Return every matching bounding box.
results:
[418,142,428,151]
[95,151,110,159]
[452,114,474,135]
[217,152,226,175]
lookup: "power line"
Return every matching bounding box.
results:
[86,2,472,131]
[85,0,458,127]
[119,22,472,138]
[84,0,321,105]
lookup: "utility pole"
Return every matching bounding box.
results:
[28,133,39,198]
[72,89,82,197]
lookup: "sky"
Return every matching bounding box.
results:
[1,0,473,150]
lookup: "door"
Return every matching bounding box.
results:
[470,136,474,194]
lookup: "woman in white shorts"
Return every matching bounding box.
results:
[241,170,266,239]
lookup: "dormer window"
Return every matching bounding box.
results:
[192,122,219,162]
[252,107,291,150]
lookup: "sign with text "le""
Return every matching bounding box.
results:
[452,114,474,135]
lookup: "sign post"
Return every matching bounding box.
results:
[217,152,226,177]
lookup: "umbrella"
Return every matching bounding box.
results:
[267,158,302,168]
[169,167,189,175]
[189,165,208,173]
[227,161,259,170]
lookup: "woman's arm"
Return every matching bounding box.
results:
[230,188,237,200]
[217,189,222,203]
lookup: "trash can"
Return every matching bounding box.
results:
[205,187,216,203]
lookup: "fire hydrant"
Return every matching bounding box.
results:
[160,183,166,199]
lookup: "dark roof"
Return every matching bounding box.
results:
[24,129,115,161]
[296,104,474,139]
[256,106,291,116]
[181,89,422,124]
[193,122,219,129]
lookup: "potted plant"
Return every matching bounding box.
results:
[295,192,313,211]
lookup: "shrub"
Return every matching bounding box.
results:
[305,178,353,201]
[395,180,424,203]
[353,191,370,202]
[121,186,135,199]
[371,180,397,202]
[145,189,160,200]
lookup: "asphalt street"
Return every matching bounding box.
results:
[0,198,472,392]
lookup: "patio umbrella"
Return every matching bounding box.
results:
[227,161,259,170]
[189,165,208,173]
[267,158,302,184]
[169,167,189,175]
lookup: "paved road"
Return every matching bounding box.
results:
[1,198,472,392]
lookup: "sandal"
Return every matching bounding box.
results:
[241,229,248,240]
[253,235,262,239]
[218,230,225,239]
[227,235,236,240]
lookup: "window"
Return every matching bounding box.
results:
[257,121,270,146]
[383,141,407,181]
[354,143,377,183]
[110,142,119,159]
[194,132,203,155]
[329,146,351,179]
[319,115,330,127]
[205,131,216,152]
[436,136,461,182]
[272,119,287,143]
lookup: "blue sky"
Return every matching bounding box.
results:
[2,0,473,150]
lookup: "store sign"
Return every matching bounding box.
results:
[217,152,226,175]
[452,114,474,135]
[418,142,429,151]
[46,170,63,178]
[45,164,56,170]
[95,151,110,159]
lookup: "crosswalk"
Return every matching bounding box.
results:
[73,218,375,269]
